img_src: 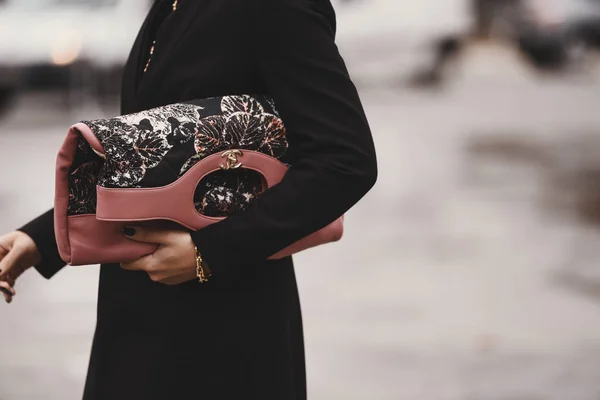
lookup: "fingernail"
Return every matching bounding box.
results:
[122,227,136,237]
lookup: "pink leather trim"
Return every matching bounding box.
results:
[268,215,344,259]
[54,126,80,264]
[64,214,342,264]
[95,148,344,262]
[54,124,107,265]
[67,215,158,265]
[96,150,288,229]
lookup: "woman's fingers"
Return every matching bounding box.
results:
[122,226,184,245]
[0,244,9,263]
[0,281,15,304]
[1,291,11,304]
[0,248,17,304]
[120,228,196,285]
[120,254,156,272]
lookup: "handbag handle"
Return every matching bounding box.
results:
[95,149,288,230]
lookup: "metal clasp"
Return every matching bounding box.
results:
[220,149,243,170]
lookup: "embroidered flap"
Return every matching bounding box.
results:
[68,95,288,217]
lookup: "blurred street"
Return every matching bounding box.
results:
[2,43,600,400]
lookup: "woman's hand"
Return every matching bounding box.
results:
[0,231,42,304]
[120,226,199,285]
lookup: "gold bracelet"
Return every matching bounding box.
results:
[195,246,211,283]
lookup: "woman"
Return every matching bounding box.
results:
[0,0,377,398]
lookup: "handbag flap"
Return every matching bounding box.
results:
[67,95,289,217]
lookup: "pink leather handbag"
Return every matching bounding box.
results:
[54,95,343,266]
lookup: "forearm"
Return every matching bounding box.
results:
[191,153,376,279]
[191,0,378,282]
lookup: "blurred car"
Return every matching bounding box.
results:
[506,0,600,72]
[401,0,600,87]
[0,0,149,112]
[334,0,469,50]
[332,0,471,82]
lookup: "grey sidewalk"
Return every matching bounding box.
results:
[2,59,600,399]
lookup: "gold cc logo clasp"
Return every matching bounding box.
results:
[220,149,243,170]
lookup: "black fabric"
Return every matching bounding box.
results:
[18,0,377,399]
[18,209,64,280]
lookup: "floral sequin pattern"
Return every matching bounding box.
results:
[83,103,202,188]
[181,95,288,174]
[183,95,288,217]
[67,95,289,218]
[67,137,103,215]
[194,169,264,217]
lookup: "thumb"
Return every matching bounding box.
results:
[121,225,174,245]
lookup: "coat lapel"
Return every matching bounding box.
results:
[120,0,163,114]
[136,0,208,93]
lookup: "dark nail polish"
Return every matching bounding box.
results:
[122,227,136,237]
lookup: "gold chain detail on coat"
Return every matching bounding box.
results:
[143,0,178,73]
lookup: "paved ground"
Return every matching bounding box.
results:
[1,47,600,399]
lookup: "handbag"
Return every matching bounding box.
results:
[54,94,344,266]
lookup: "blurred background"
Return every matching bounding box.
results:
[2,0,600,399]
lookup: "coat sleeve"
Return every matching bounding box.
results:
[18,208,66,279]
[190,0,377,282]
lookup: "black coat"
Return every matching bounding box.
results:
[19,0,377,398]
